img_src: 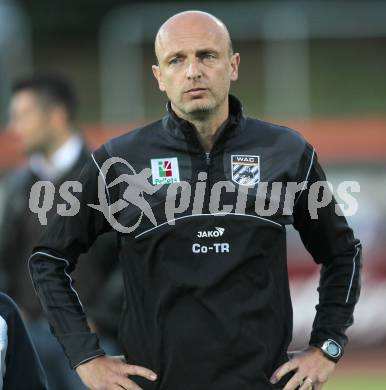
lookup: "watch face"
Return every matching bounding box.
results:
[327,342,340,357]
[323,339,341,358]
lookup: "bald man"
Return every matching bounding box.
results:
[29,11,361,390]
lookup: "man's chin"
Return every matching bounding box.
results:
[25,144,47,156]
[185,100,215,116]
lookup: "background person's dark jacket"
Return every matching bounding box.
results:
[0,142,121,336]
[0,292,48,389]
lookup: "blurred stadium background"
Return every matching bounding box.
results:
[0,1,385,389]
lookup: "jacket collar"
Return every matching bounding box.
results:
[163,94,244,141]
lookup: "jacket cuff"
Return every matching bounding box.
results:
[58,332,106,369]
[309,329,348,357]
[73,353,106,370]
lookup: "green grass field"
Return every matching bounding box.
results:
[325,375,386,390]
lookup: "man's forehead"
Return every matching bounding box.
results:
[161,37,222,55]
[155,11,230,60]
[156,28,227,60]
[12,90,38,105]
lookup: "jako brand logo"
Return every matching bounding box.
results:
[197,227,225,238]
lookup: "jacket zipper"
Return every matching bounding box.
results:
[204,151,212,214]
[205,152,211,166]
[192,123,232,212]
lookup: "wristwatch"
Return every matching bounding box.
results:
[317,339,343,362]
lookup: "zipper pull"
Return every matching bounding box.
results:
[205,152,211,166]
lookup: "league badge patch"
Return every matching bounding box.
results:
[231,155,260,185]
[151,157,180,185]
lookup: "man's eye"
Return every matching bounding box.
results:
[200,53,215,60]
[169,57,182,65]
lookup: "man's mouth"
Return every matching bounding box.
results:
[185,88,207,95]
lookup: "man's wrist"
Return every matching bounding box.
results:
[309,339,343,363]
[73,353,106,370]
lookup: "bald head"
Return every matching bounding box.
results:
[155,11,233,63]
[151,10,240,122]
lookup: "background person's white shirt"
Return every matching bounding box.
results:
[29,134,83,181]
[0,314,7,390]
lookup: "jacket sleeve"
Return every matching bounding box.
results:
[0,171,29,292]
[0,293,48,389]
[29,145,116,369]
[293,142,362,355]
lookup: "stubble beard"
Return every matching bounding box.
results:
[185,103,214,121]
[179,93,226,122]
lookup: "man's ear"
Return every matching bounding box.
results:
[152,65,166,92]
[230,53,240,82]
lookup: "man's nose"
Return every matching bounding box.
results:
[186,59,202,80]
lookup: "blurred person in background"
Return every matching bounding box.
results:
[0,291,48,389]
[0,74,122,390]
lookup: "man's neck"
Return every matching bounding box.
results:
[44,131,73,161]
[191,116,228,153]
[29,133,83,180]
[172,99,229,152]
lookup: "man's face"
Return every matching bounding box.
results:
[152,19,239,118]
[9,91,53,154]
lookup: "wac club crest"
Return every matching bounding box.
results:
[231,155,260,185]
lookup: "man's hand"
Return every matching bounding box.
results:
[75,355,158,390]
[270,346,336,390]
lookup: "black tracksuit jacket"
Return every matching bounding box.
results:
[29,95,362,389]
